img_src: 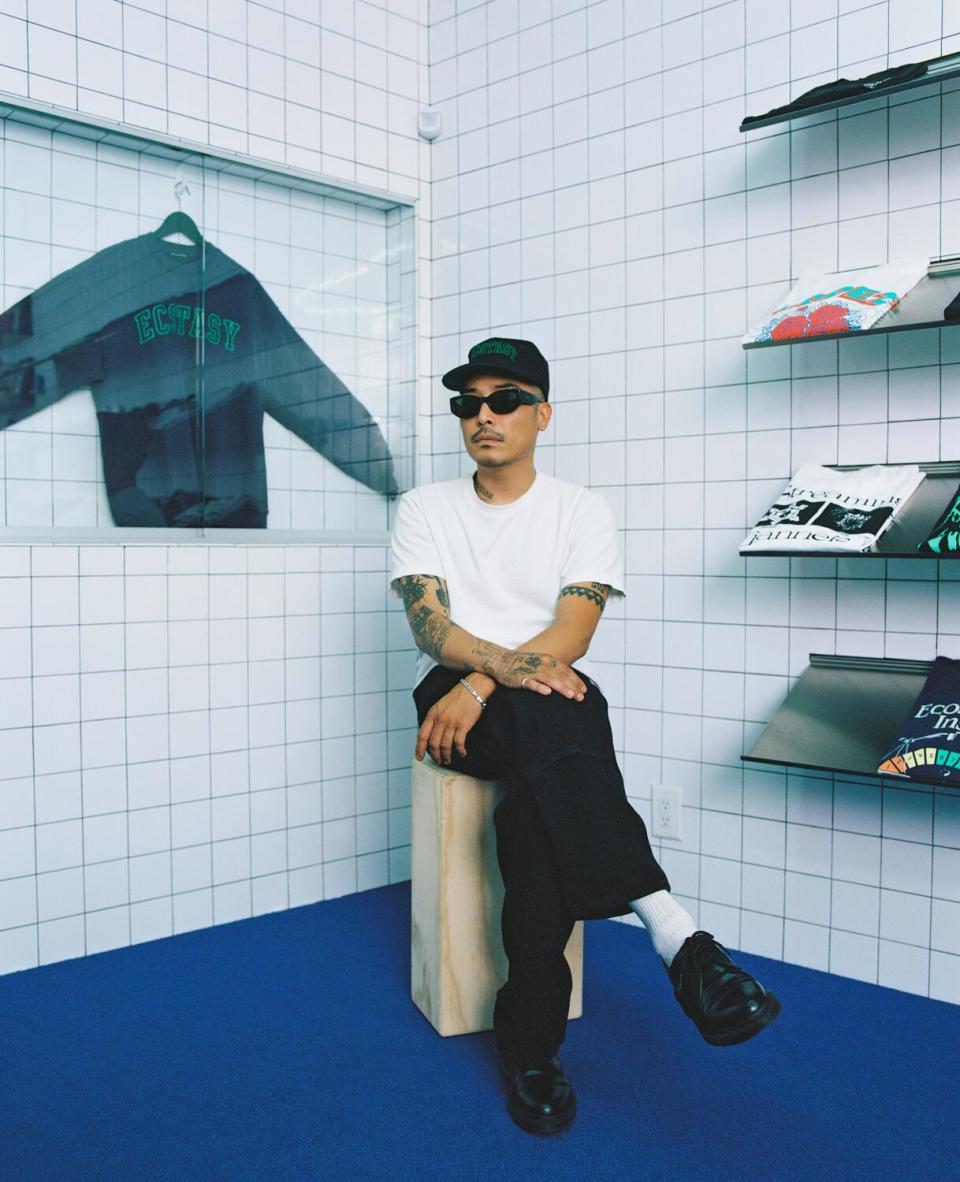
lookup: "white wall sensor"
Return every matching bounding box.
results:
[418,110,442,141]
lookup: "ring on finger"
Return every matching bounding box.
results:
[521,676,528,689]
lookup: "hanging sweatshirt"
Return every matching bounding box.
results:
[0,232,398,527]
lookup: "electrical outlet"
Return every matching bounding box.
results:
[651,785,682,840]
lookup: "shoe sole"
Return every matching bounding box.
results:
[506,1092,577,1134]
[679,991,782,1047]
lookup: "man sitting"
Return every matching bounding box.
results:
[389,337,780,1135]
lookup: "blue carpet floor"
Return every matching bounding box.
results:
[0,881,955,1181]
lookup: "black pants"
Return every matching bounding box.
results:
[413,664,670,1062]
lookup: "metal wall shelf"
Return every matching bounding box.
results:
[740,51,960,132]
[741,461,960,559]
[741,654,954,790]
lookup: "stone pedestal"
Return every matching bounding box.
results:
[410,755,584,1037]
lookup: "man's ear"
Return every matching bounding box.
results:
[538,401,552,430]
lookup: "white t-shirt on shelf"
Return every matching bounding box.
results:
[388,469,625,693]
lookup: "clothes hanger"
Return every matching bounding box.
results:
[153,209,204,246]
[154,179,204,246]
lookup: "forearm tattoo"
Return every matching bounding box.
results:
[559,582,609,611]
[412,609,452,662]
[395,575,557,680]
[467,639,500,672]
[395,574,451,662]
[470,640,556,680]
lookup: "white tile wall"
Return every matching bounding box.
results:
[0,0,429,975]
[3,0,959,1008]
[0,540,421,973]
[0,0,427,196]
[427,0,960,1005]
[0,110,413,531]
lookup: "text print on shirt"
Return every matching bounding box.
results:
[132,304,241,350]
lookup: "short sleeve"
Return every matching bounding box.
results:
[559,491,625,598]
[388,489,445,596]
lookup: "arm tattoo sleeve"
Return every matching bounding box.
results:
[393,575,520,675]
[466,639,552,679]
[410,607,452,662]
[558,582,609,611]
[395,574,452,662]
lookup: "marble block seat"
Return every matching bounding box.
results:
[410,754,584,1037]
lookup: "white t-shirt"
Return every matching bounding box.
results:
[739,462,925,553]
[388,469,625,692]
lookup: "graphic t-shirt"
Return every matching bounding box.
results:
[877,657,960,782]
[740,463,925,554]
[743,259,929,344]
[388,471,625,693]
[918,482,960,554]
[740,62,928,128]
[0,232,398,527]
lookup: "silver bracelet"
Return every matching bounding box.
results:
[458,677,487,709]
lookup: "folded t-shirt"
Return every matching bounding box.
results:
[918,482,960,554]
[741,62,928,127]
[877,657,960,781]
[740,463,925,554]
[743,259,929,344]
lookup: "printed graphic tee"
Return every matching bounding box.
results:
[743,259,929,344]
[740,463,925,554]
[388,470,625,694]
[740,61,928,128]
[877,657,960,782]
[0,231,398,527]
[919,482,960,554]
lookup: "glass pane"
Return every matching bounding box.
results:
[0,103,413,533]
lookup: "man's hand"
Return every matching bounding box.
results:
[416,683,485,764]
[415,658,589,764]
[496,651,588,700]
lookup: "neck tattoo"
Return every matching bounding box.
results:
[473,471,495,502]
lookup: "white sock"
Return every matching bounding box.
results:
[628,890,697,968]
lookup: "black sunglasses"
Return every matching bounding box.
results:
[449,387,544,418]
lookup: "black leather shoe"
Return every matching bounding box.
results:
[668,930,782,1046]
[498,1050,577,1134]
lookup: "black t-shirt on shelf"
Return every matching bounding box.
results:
[742,62,927,127]
[878,657,960,781]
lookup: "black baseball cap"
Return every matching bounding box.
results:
[441,337,550,399]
